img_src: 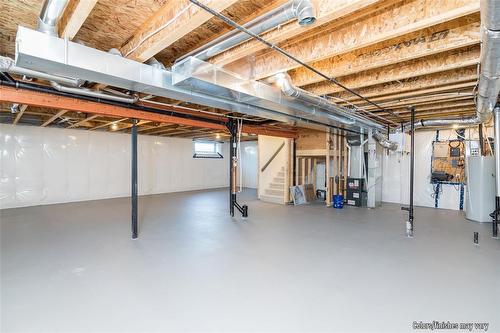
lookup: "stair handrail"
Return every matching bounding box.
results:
[261,142,285,172]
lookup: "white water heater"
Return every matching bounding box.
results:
[465,156,495,222]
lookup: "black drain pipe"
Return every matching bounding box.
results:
[227,119,248,218]
[0,79,227,127]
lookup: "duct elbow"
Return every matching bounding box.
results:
[37,0,69,36]
[292,0,316,26]
[373,131,398,151]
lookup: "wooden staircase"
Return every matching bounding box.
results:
[260,167,286,204]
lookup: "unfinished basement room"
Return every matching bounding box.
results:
[1,0,499,331]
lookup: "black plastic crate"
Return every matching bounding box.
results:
[346,192,367,207]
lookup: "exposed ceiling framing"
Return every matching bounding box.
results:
[0,0,493,138]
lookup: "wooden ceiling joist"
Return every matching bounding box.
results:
[333,66,477,102]
[58,0,99,40]
[13,104,28,125]
[376,100,476,116]
[289,21,480,88]
[120,0,239,62]
[211,0,387,67]
[345,81,476,107]
[41,109,68,127]
[89,117,129,131]
[305,46,479,96]
[0,86,296,138]
[68,114,99,128]
[237,0,479,80]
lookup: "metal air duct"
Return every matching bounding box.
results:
[179,0,316,62]
[37,0,69,36]
[50,81,138,103]
[372,131,398,151]
[0,56,83,87]
[274,72,399,150]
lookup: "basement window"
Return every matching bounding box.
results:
[193,140,223,159]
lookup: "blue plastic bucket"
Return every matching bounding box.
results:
[333,195,344,209]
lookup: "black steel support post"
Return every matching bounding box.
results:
[494,197,499,238]
[401,107,415,237]
[408,106,415,236]
[131,119,138,239]
[227,119,248,218]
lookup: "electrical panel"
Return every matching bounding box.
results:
[431,140,465,184]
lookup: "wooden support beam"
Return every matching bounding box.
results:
[120,0,239,62]
[0,86,296,138]
[13,105,28,125]
[58,0,98,39]
[41,109,67,127]
[213,0,387,67]
[289,21,480,87]
[239,0,479,80]
[333,66,477,103]
[305,46,479,96]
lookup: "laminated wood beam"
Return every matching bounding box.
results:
[0,86,297,138]
[289,20,480,87]
[120,0,239,62]
[211,0,387,67]
[304,46,479,96]
[240,0,479,80]
[58,0,98,39]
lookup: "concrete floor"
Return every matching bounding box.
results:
[1,188,499,332]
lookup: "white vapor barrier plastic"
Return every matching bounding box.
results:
[240,141,258,189]
[0,124,229,209]
[381,129,492,211]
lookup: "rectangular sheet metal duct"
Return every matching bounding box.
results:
[14,27,381,133]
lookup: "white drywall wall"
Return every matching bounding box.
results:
[381,127,492,211]
[240,141,258,189]
[0,124,229,209]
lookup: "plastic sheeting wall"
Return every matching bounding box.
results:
[240,141,258,189]
[382,128,492,211]
[0,124,229,209]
